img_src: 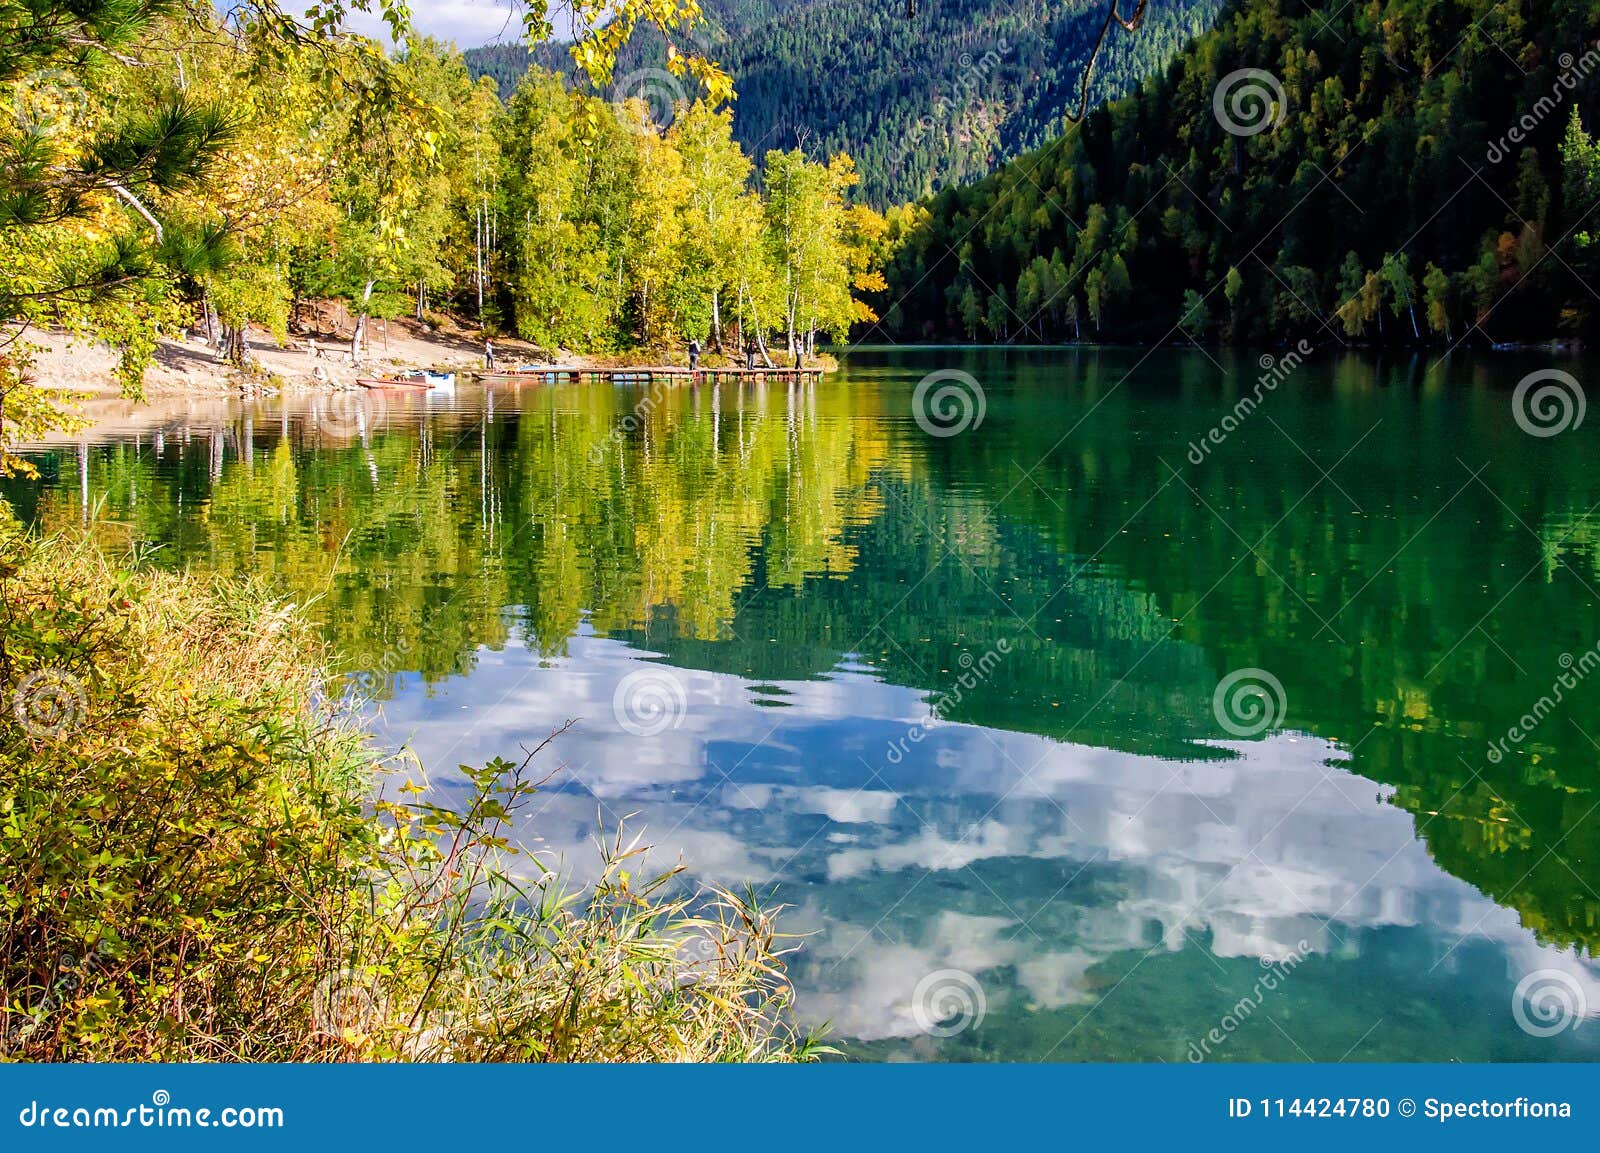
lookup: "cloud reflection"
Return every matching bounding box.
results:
[371,630,1600,1057]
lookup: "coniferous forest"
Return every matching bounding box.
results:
[469,0,1221,206]
[873,0,1600,347]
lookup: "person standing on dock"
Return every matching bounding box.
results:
[484,337,496,371]
[688,337,701,375]
[745,338,756,371]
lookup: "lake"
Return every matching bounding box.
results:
[13,346,1600,1061]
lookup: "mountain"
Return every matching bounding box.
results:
[876,0,1600,346]
[460,42,538,97]
[463,0,1221,205]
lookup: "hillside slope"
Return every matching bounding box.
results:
[466,0,1220,205]
[876,0,1600,346]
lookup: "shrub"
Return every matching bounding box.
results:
[0,527,819,1062]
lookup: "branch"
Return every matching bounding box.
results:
[7,275,141,301]
[1063,0,1149,125]
[108,182,164,242]
[64,36,150,67]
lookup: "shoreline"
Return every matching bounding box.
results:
[14,319,539,399]
[15,320,833,444]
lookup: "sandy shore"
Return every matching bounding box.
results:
[12,318,553,443]
[14,318,814,444]
[18,317,548,398]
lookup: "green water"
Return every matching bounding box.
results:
[15,346,1600,1060]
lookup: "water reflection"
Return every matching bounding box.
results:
[371,628,1600,1060]
[13,347,1600,1060]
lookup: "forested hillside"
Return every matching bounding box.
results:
[465,0,1221,205]
[877,0,1600,346]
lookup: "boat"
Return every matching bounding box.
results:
[419,370,456,389]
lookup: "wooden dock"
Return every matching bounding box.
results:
[481,365,824,385]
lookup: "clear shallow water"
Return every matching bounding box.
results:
[14,346,1600,1061]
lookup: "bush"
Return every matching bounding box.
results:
[0,527,819,1062]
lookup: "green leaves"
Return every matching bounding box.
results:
[497,70,883,352]
[0,23,236,427]
[82,93,237,193]
[155,219,234,279]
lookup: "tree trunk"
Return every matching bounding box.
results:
[475,202,485,319]
[351,279,375,364]
[220,323,246,367]
[711,287,723,352]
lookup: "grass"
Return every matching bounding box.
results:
[0,524,822,1062]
